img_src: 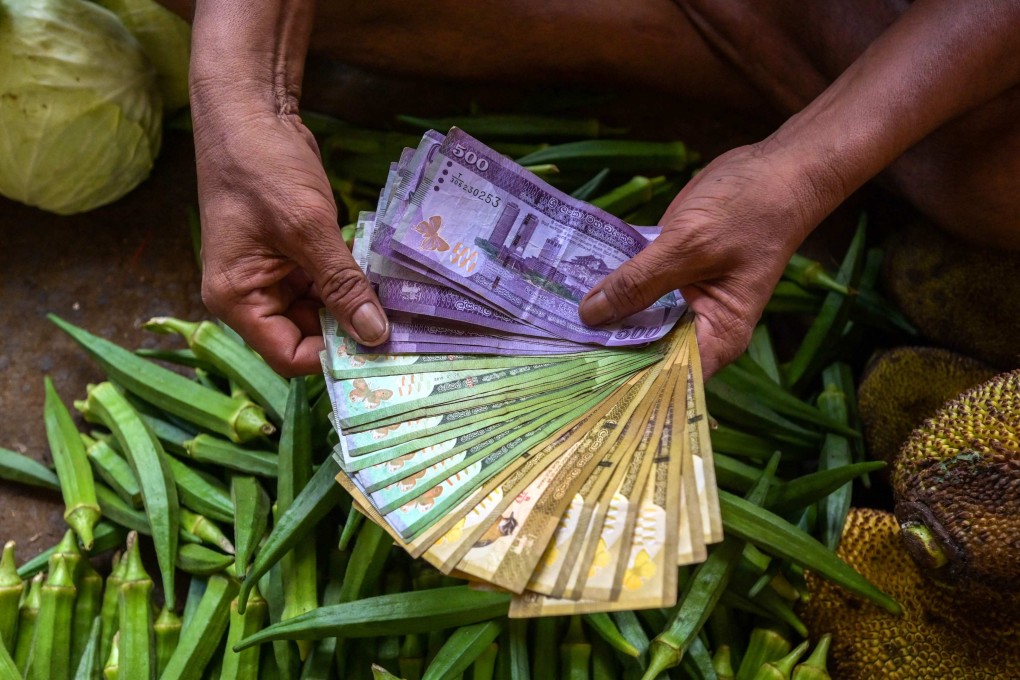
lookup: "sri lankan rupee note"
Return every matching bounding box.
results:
[423,386,625,573]
[385,128,685,345]
[688,342,723,544]
[476,366,663,595]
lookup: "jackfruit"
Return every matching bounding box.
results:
[857,347,995,465]
[892,369,1020,603]
[883,221,1020,369]
[799,508,1020,679]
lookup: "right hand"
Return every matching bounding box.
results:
[580,142,828,378]
[193,106,389,377]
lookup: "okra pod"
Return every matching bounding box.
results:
[337,507,365,552]
[763,462,885,517]
[559,616,591,680]
[137,412,193,457]
[0,634,18,679]
[472,643,498,680]
[220,588,268,680]
[134,347,214,372]
[746,325,782,385]
[531,617,558,680]
[102,631,120,680]
[155,606,183,678]
[791,635,831,680]
[96,484,202,545]
[184,435,279,478]
[591,175,667,218]
[752,640,809,680]
[299,557,346,679]
[82,382,179,602]
[238,459,344,613]
[764,282,822,315]
[705,380,821,445]
[71,558,103,670]
[0,542,24,653]
[160,575,239,680]
[278,379,318,659]
[504,618,529,680]
[582,613,640,658]
[117,534,155,680]
[0,447,59,491]
[234,587,511,650]
[516,139,689,173]
[177,544,235,576]
[27,555,77,680]
[72,616,102,680]
[713,645,736,680]
[181,508,235,554]
[589,634,617,680]
[50,315,274,443]
[397,113,626,140]
[735,628,791,680]
[232,476,271,578]
[45,377,101,549]
[98,552,126,666]
[421,619,503,680]
[370,665,402,680]
[164,456,235,523]
[259,564,300,680]
[82,435,142,508]
[719,491,900,614]
[783,254,848,296]
[783,217,866,392]
[13,573,42,673]
[399,634,426,680]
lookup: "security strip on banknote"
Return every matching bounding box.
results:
[319,127,721,615]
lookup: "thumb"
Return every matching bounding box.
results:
[579,236,692,326]
[292,222,390,347]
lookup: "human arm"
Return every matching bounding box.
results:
[189,0,389,377]
[579,0,1020,377]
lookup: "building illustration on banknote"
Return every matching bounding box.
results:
[473,200,613,304]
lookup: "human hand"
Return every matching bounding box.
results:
[579,143,824,378]
[193,108,389,377]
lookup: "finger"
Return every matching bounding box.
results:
[579,234,699,326]
[286,215,390,347]
[684,286,758,380]
[225,303,326,377]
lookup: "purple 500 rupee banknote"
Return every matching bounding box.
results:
[384,128,686,346]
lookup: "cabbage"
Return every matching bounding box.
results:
[0,0,162,215]
[95,0,192,112]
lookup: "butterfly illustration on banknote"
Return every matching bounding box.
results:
[348,378,393,408]
[415,215,450,252]
[472,512,519,548]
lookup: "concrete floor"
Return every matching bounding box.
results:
[0,64,867,564]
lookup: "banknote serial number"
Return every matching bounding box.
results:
[450,172,502,207]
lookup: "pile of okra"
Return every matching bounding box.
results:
[0,211,911,679]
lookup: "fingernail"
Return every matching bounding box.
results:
[351,302,388,344]
[580,290,613,326]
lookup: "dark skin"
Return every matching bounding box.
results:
[186,0,1020,378]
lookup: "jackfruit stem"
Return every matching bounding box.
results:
[901,522,949,569]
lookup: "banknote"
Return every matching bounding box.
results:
[383,128,685,345]
[320,128,718,616]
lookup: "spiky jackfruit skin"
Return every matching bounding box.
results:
[883,221,1020,369]
[892,370,1020,602]
[858,347,995,465]
[800,508,1020,679]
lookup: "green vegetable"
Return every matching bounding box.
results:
[422,620,503,680]
[0,0,161,214]
[82,381,179,603]
[220,589,267,680]
[0,542,24,653]
[116,534,155,680]
[234,587,511,650]
[559,616,590,680]
[72,616,102,680]
[232,476,270,577]
[44,378,101,549]
[0,447,59,491]
[83,435,143,509]
[26,555,76,680]
[92,0,191,111]
[176,543,234,576]
[70,558,103,670]
[52,315,273,444]
[160,575,238,680]
[13,573,42,673]
[154,606,182,678]
[97,552,126,667]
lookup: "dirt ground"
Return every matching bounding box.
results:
[0,60,889,563]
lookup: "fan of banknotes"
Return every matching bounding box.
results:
[319,127,722,616]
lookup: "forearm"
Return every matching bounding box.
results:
[768,0,1020,220]
[190,0,316,119]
